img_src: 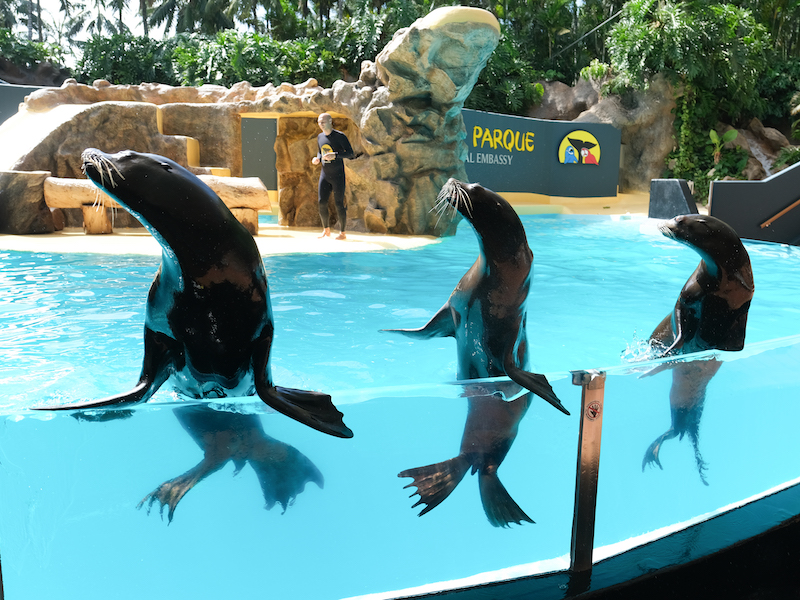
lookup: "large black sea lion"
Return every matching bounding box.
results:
[38,149,352,439]
[139,405,324,523]
[643,214,754,482]
[648,214,754,357]
[387,179,569,525]
[384,179,568,416]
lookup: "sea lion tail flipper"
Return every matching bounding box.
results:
[478,470,534,527]
[250,443,325,513]
[259,385,354,439]
[641,429,678,472]
[398,456,470,516]
[380,306,455,339]
[506,365,570,416]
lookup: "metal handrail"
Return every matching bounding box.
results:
[760,197,800,229]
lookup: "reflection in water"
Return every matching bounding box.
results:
[399,382,534,527]
[139,405,324,522]
[641,358,722,485]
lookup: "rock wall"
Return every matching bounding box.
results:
[2,6,500,235]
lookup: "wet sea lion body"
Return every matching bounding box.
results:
[38,149,352,439]
[388,179,569,525]
[643,215,754,482]
[384,179,568,416]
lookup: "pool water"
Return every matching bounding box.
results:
[2,214,800,410]
[1,214,799,600]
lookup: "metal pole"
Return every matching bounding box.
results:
[570,370,606,573]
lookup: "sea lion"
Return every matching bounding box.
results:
[648,214,754,357]
[383,179,569,416]
[642,214,754,482]
[37,149,352,439]
[399,382,534,527]
[139,405,324,523]
[387,179,568,525]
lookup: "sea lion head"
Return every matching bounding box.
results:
[659,214,752,282]
[435,179,530,259]
[81,148,232,245]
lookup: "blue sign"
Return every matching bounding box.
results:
[462,109,621,197]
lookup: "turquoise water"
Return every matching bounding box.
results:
[4,215,800,409]
[1,214,800,599]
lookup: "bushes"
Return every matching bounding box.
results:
[75,33,182,85]
[0,27,65,70]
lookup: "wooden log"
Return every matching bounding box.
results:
[81,205,113,234]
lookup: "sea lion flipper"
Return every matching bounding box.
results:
[258,385,354,439]
[398,456,470,516]
[478,471,534,527]
[505,364,569,416]
[381,305,455,339]
[34,327,173,412]
[250,443,325,513]
[641,429,678,472]
[138,460,218,524]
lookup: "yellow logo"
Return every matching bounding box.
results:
[558,131,600,165]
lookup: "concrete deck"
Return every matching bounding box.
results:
[0,192,654,256]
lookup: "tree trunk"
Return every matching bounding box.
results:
[140,0,149,36]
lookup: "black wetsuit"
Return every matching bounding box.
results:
[316,129,354,232]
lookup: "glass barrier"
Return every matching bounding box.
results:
[0,378,578,600]
[594,337,800,556]
[1,336,799,599]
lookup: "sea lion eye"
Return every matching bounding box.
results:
[160,162,173,172]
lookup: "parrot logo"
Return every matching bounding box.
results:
[558,131,600,165]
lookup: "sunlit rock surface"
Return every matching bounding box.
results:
[1,6,500,235]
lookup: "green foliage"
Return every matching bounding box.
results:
[666,86,749,203]
[325,0,428,79]
[0,27,65,70]
[580,58,610,82]
[772,146,800,170]
[465,36,547,115]
[752,59,800,123]
[171,31,341,88]
[75,33,181,85]
[606,0,769,118]
[709,128,738,164]
[792,90,800,139]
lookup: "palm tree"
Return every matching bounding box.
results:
[150,0,233,34]
[71,0,118,36]
[107,0,130,32]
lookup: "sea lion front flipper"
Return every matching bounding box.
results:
[399,455,470,516]
[138,459,222,523]
[34,327,175,412]
[258,385,354,439]
[505,364,570,416]
[253,333,353,439]
[381,305,455,339]
[478,470,534,527]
